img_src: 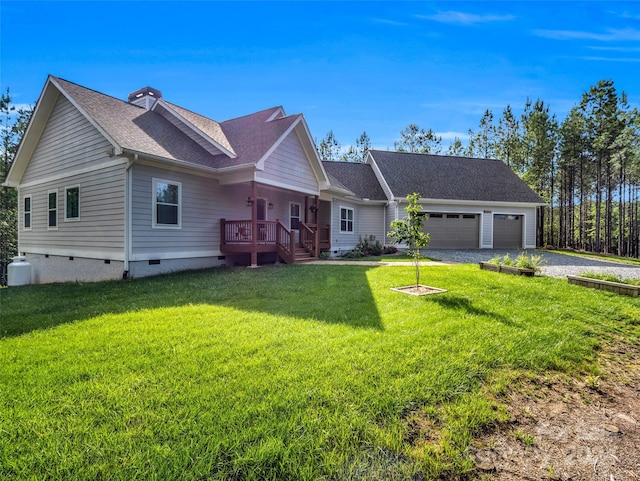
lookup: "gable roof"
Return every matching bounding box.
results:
[6,76,325,187]
[321,161,387,201]
[368,150,545,204]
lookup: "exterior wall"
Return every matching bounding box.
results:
[25,254,124,284]
[389,201,538,249]
[358,204,386,244]
[129,257,225,279]
[130,163,229,261]
[256,132,319,195]
[16,94,127,283]
[21,95,114,184]
[328,199,360,255]
[384,202,397,245]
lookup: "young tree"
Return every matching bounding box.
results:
[394,124,442,154]
[388,193,430,287]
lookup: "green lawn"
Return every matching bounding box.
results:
[1,264,639,480]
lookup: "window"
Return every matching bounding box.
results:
[48,190,57,229]
[428,213,443,218]
[23,196,32,230]
[290,203,300,230]
[65,186,80,221]
[340,207,354,233]
[153,179,181,228]
[446,214,459,219]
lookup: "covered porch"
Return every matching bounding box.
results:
[220,181,330,266]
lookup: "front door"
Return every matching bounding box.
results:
[290,202,301,243]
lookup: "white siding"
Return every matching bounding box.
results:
[131,164,227,259]
[256,133,319,194]
[21,95,113,184]
[329,199,359,254]
[17,94,126,260]
[358,204,386,243]
[19,167,126,258]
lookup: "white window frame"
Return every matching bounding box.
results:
[153,178,182,229]
[64,185,81,222]
[340,206,354,233]
[289,202,301,230]
[23,195,32,231]
[48,189,58,230]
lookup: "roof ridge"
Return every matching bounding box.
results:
[370,149,501,162]
[51,75,144,110]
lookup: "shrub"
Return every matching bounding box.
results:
[487,252,543,273]
[342,236,384,258]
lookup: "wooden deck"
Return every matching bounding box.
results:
[220,219,330,264]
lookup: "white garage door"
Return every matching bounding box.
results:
[423,213,479,249]
[493,214,523,249]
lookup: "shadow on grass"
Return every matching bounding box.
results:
[426,294,518,327]
[0,264,383,338]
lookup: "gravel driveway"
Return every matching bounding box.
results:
[423,249,640,280]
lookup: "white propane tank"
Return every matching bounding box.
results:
[7,256,31,286]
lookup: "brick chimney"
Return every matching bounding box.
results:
[128,86,162,109]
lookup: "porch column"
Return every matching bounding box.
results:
[304,196,309,224]
[250,181,258,267]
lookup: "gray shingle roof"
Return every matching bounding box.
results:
[52,76,300,170]
[369,150,544,204]
[321,161,387,200]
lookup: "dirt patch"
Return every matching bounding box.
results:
[390,285,448,296]
[470,343,640,480]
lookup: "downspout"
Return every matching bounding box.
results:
[123,154,136,278]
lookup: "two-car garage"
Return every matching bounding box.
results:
[423,212,523,249]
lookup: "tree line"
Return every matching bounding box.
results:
[317,79,640,258]
[0,89,32,284]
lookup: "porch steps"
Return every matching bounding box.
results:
[293,246,315,263]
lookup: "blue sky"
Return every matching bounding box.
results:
[2,1,640,151]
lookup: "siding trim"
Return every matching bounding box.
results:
[22,247,125,261]
[17,158,129,189]
[130,250,221,261]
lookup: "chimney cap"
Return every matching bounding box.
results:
[128,86,162,102]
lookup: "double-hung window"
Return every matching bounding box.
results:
[48,190,58,229]
[153,179,181,228]
[340,207,354,233]
[23,195,32,230]
[65,186,80,221]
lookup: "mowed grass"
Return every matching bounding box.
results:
[1,264,639,480]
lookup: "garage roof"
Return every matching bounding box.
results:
[369,150,545,204]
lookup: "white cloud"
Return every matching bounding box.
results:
[533,27,640,42]
[370,17,408,27]
[437,131,469,141]
[417,11,515,25]
[581,56,640,63]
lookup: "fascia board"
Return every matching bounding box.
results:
[125,149,220,178]
[397,197,546,208]
[366,152,394,201]
[295,115,331,187]
[266,107,286,122]
[152,100,237,158]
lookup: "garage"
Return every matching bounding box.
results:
[493,214,523,248]
[423,213,479,249]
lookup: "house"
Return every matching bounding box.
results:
[5,76,544,284]
[4,76,331,283]
[321,151,544,253]
[367,150,543,250]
